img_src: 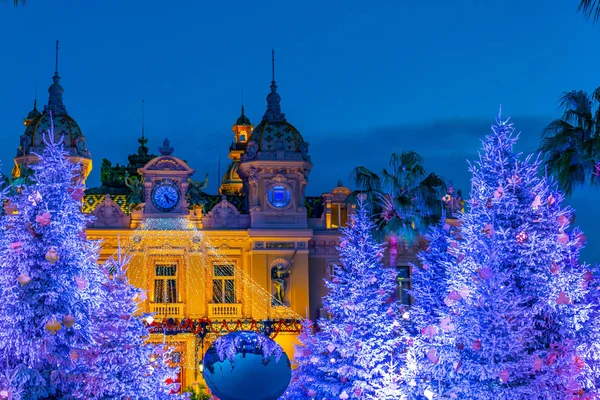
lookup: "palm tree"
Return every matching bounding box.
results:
[579,0,600,21]
[351,151,446,268]
[540,88,600,195]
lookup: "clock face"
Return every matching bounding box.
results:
[151,182,181,212]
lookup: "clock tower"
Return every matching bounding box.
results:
[135,138,195,221]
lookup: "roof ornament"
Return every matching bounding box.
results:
[137,100,149,156]
[262,49,286,123]
[47,39,67,115]
[159,138,174,155]
[55,39,59,77]
[271,48,277,93]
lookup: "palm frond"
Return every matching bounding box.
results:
[540,87,600,195]
[578,0,600,21]
[558,90,594,131]
[387,151,427,191]
[350,166,381,192]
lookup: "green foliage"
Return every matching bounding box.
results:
[350,151,446,245]
[183,385,211,400]
[579,0,600,21]
[540,88,600,195]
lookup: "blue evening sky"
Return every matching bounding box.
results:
[0,0,598,262]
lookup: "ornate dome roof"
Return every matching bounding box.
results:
[244,76,310,162]
[235,105,252,126]
[16,68,89,159]
[248,119,304,153]
[222,161,242,185]
[26,100,42,120]
[24,112,84,152]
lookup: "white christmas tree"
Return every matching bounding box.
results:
[78,241,181,399]
[286,200,406,399]
[407,114,600,399]
[0,124,104,399]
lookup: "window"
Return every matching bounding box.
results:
[397,266,412,306]
[330,203,348,229]
[326,263,339,278]
[212,264,236,304]
[268,185,291,208]
[154,264,178,303]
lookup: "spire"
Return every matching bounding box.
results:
[25,97,41,124]
[263,49,285,122]
[141,99,145,140]
[55,39,59,77]
[270,49,277,92]
[47,39,67,115]
[235,103,252,126]
[137,100,149,156]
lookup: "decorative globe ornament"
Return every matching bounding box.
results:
[45,247,59,264]
[63,315,75,328]
[17,273,31,286]
[202,331,291,400]
[45,317,61,334]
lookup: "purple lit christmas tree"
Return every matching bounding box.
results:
[286,200,405,399]
[405,213,461,397]
[79,242,180,399]
[0,125,105,399]
[407,114,600,399]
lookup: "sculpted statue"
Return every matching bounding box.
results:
[245,141,258,160]
[186,174,209,209]
[74,134,89,156]
[442,182,463,219]
[271,262,291,305]
[124,171,145,211]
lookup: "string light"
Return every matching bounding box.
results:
[107,217,301,374]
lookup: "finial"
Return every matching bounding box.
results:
[54,40,59,77]
[270,49,277,93]
[142,99,145,140]
[47,40,66,115]
[137,100,149,155]
[262,49,285,122]
[159,138,174,155]
[270,50,278,94]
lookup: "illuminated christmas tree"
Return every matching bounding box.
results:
[79,243,180,399]
[404,214,460,396]
[0,121,105,399]
[408,113,600,399]
[287,201,405,399]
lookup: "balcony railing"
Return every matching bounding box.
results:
[208,303,242,319]
[149,302,185,319]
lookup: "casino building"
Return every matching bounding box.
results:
[10,52,420,389]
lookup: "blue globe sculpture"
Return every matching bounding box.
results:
[202,331,292,400]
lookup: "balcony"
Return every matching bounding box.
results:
[149,302,185,319]
[208,303,242,319]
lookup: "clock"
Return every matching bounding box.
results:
[151,181,181,212]
[267,185,291,208]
